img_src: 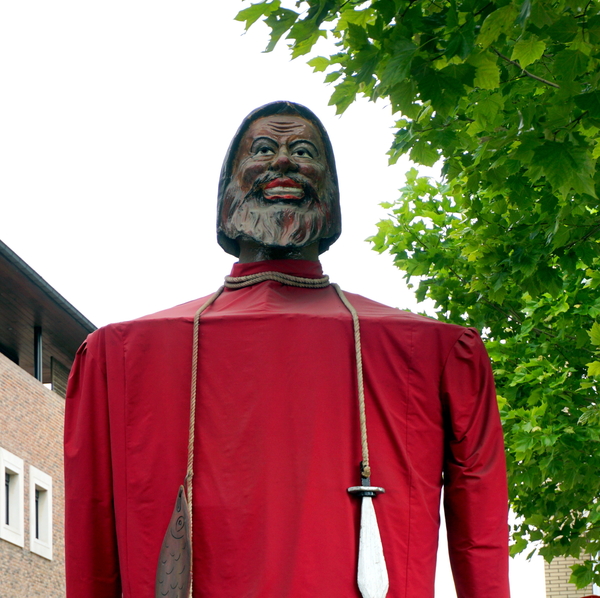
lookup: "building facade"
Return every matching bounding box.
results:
[0,240,95,597]
[1,354,65,595]
[545,556,599,598]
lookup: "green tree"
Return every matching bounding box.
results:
[237,0,600,587]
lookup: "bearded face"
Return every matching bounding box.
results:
[219,114,339,252]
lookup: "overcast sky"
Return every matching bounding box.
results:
[0,2,546,595]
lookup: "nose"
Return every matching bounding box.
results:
[269,148,299,173]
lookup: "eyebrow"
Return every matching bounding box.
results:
[250,136,277,150]
[249,137,320,155]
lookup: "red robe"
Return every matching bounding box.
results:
[64,259,509,598]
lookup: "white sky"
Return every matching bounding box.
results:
[0,2,546,595]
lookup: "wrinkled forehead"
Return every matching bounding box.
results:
[234,115,327,164]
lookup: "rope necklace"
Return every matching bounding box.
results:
[224,270,330,289]
[175,269,386,598]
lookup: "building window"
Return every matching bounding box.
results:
[51,356,70,398]
[0,448,24,547]
[5,473,10,525]
[29,466,52,560]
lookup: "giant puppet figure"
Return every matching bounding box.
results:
[64,101,510,598]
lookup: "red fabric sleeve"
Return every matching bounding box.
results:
[441,328,510,598]
[64,334,122,598]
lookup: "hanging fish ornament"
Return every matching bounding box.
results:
[155,485,192,598]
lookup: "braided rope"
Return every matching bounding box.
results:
[187,286,224,598]
[184,272,371,597]
[225,271,330,289]
[331,284,371,479]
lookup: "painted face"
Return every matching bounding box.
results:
[220,114,337,251]
[231,115,328,203]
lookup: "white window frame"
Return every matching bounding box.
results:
[29,466,52,560]
[0,448,24,547]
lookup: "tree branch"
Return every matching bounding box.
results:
[492,48,560,89]
[474,2,494,17]
[401,0,419,19]
[564,222,600,250]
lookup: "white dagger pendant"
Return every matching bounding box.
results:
[348,476,389,598]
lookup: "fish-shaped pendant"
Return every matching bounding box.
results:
[155,486,191,598]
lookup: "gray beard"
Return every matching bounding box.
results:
[221,190,334,249]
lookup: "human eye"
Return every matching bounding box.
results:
[251,138,276,157]
[291,142,316,158]
[255,145,275,156]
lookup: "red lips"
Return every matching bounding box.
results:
[262,177,305,201]
[265,178,302,189]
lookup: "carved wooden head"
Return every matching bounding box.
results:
[217,101,341,257]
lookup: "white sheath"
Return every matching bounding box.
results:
[357,496,389,598]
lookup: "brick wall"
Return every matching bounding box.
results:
[545,555,595,598]
[0,352,65,597]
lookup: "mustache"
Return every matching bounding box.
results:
[245,172,319,203]
[219,171,339,250]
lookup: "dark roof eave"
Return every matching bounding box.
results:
[0,239,97,334]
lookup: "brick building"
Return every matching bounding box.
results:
[0,240,95,597]
[545,555,600,598]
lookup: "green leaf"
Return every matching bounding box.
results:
[476,5,518,49]
[372,0,397,23]
[587,361,600,377]
[235,1,281,30]
[570,562,594,589]
[589,322,600,346]
[446,28,475,60]
[379,39,417,91]
[305,0,337,26]
[547,15,579,43]
[575,91,600,118]
[337,6,375,30]
[288,18,320,43]
[347,22,369,49]
[511,36,546,68]
[586,15,600,45]
[264,9,299,52]
[290,30,327,58]
[553,50,589,80]
[410,140,440,166]
[468,51,500,89]
[510,535,528,556]
[328,78,359,114]
[324,70,342,83]
[415,66,467,115]
[471,94,504,130]
[389,80,419,118]
[354,45,380,84]
[442,63,476,88]
[530,2,553,28]
[307,56,330,72]
[571,171,597,198]
[533,140,585,192]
